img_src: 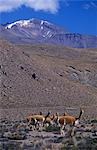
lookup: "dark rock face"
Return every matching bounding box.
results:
[0,19,97,48]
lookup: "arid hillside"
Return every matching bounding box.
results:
[0,39,97,120]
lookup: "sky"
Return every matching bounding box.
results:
[0,0,97,36]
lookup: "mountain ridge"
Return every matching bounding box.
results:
[0,18,97,48]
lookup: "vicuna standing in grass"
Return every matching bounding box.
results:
[56,108,84,135]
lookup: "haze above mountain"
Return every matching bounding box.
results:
[0,18,97,48]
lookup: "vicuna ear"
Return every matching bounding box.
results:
[48,110,51,114]
[63,112,68,116]
[39,112,43,115]
[56,112,59,116]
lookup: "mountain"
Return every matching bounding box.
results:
[0,18,97,48]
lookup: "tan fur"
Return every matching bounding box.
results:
[26,111,51,127]
[57,109,84,126]
[56,109,84,135]
[58,116,76,126]
[26,115,45,124]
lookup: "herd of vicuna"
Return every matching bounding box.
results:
[26,108,84,135]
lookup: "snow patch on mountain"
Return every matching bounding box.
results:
[41,26,44,30]
[5,20,31,29]
[5,19,53,30]
[46,31,52,37]
[41,20,44,25]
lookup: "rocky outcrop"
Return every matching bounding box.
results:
[67,66,97,87]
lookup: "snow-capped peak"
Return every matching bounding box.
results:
[5,19,31,29]
[5,19,53,29]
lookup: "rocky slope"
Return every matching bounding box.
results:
[0,19,97,48]
[0,39,97,120]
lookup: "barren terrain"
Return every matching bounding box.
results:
[0,39,97,120]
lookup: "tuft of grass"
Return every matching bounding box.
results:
[61,144,78,150]
[45,125,60,132]
[91,119,97,123]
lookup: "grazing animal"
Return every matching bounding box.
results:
[44,114,56,126]
[26,111,51,129]
[56,108,84,135]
